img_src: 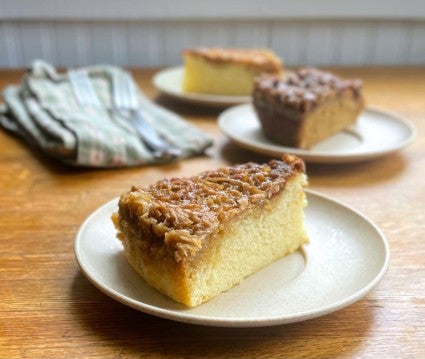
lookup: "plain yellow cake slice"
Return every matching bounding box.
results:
[182,47,283,96]
[112,154,308,307]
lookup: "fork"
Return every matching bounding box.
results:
[68,69,181,161]
[112,71,181,160]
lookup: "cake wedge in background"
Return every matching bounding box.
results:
[183,48,283,96]
[112,154,308,307]
[253,68,365,149]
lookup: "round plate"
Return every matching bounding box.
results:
[152,66,250,107]
[75,191,389,327]
[218,104,416,163]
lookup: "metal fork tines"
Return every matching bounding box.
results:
[69,68,181,161]
[112,72,181,161]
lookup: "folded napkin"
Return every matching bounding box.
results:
[0,60,213,167]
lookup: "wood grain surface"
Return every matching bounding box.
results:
[0,67,424,358]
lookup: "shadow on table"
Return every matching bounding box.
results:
[70,272,375,358]
[154,94,227,118]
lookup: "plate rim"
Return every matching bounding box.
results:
[152,66,250,107]
[218,103,417,163]
[74,190,390,327]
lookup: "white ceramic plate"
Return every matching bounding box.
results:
[152,66,250,107]
[218,104,416,163]
[75,191,389,327]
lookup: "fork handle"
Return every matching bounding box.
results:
[127,111,181,160]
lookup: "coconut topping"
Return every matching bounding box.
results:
[117,155,304,262]
[253,68,363,112]
[183,47,282,72]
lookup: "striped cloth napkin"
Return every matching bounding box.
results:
[0,60,212,167]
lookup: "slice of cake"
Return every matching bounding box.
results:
[182,47,283,96]
[112,154,308,307]
[253,68,365,149]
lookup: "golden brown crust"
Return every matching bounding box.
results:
[183,47,282,73]
[116,155,304,263]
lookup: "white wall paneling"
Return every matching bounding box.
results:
[1,0,425,21]
[1,2,424,68]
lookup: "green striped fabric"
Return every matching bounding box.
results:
[0,60,213,167]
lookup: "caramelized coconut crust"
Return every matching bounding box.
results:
[115,154,305,263]
[183,48,282,72]
[253,68,363,113]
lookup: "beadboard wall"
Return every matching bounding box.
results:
[1,0,425,68]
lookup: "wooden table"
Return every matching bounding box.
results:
[1,67,424,358]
